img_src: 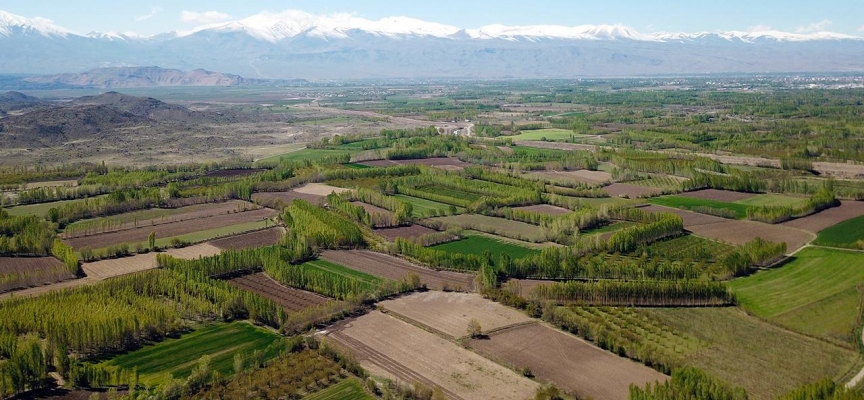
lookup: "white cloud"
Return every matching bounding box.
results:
[135,6,163,21]
[796,19,832,33]
[181,11,232,24]
[858,25,864,32]
[747,24,773,32]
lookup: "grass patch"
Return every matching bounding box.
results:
[729,247,864,344]
[3,196,106,217]
[393,194,457,218]
[734,194,809,208]
[580,221,637,236]
[342,163,371,170]
[641,307,860,400]
[431,232,540,259]
[303,378,375,400]
[414,185,482,203]
[301,259,382,287]
[98,322,282,385]
[428,214,547,243]
[813,215,864,249]
[509,128,581,141]
[648,195,748,219]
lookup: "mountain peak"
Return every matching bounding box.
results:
[0,10,70,38]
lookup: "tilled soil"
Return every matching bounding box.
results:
[228,272,328,312]
[373,225,437,241]
[208,227,283,250]
[320,250,475,291]
[781,201,864,233]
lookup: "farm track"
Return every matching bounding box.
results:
[326,331,465,400]
[228,272,328,312]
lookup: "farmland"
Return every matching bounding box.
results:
[604,183,662,198]
[392,194,455,217]
[428,214,548,243]
[320,250,475,291]
[97,322,283,385]
[471,322,668,400]
[508,128,581,141]
[813,214,864,248]
[373,224,437,241]
[228,272,329,312]
[512,204,571,215]
[302,378,374,400]
[430,232,540,260]
[325,311,539,400]
[648,195,749,218]
[300,259,383,289]
[527,169,612,185]
[208,227,283,250]
[729,247,864,344]
[0,257,74,293]
[781,200,864,233]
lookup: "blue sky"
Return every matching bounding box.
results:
[3,0,862,36]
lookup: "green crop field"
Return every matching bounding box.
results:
[303,378,375,400]
[509,128,581,141]
[729,247,864,344]
[257,148,357,165]
[648,195,749,218]
[98,322,283,385]
[431,232,540,259]
[393,194,457,217]
[641,307,860,400]
[580,221,637,236]
[301,259,382,287]
[3,196,106,217]
[813,215,864,249]
[342,163,371,169]
[734,194,809,208]
[429,214,548,243]
[414,185,482,203]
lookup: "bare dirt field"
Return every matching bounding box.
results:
[252,191,324,207]
[325,311,539,400]
[428,214,547,243]
[351,201,393,216]
[0,257,74,294]
[208,227,282,250]
[373,225,437,241]
[512,204,571,215]
[644,205,814,252]
[82,243,221,280]
[203,168,265,178]
[532,170,612,185]
[680,189,755,202]
[781,201,864,233]
[320,250,475,291]
[471,323,668,400]
[379,292,533,339]
[359,157,471,170]
[293,183,353,197]
[228,272,328,312]
[508,279,553,296]
[65,208,276,250]
[604,183,662,198]
[62,200,259,239]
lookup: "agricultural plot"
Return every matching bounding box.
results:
[643,205,813,252]
[627,175,686,191]
[392,194,455,218]
[202,168,265,178]
[0,257,74,294]
[430,233,540,260]
[98,322,283,385]
[783,200,864,234]
[648,195,748,219]
[65,208,276,250]
[735,194,810,208]
[729,247,864,344]
[320,250,475,291]
[82,243,222,280]
[293,183,353,197]
[228,272,328,312]
[252,190,325,207]
[642,307,859,400]
[641,234,735,262]
[378,291,533,339]
[428,214,547,243]
[23,179,79,189]
[471,323,668,400]
[208,227,283,250]
[300,259,382,289]
[509,128,581,141]
[679,189,755,202]
[412,185,482,203]
[527,169,612,185]
[604,183,662,198]
[325,311,539,400]
[813,215,864,249]
[350,201,393,217]
[373,225,437,241]
[3,196,105,217]
[257,148,357,164]
[302,378,374,400]
[359,157,471,171]
[512,204,571,215]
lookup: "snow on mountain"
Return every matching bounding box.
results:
[466,24,654,41]
[0,10,71,37]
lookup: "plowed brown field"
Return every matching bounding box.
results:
[512,204,571,215]
[604,183,661,198]
[373,225,437,241]
[0,257,74,294]
[471,323,668,400]
[781,201,864,233]
[320,250,475,291]
[228,272,328,312]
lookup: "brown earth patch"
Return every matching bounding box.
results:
[0,257,74,294]
[208,227,283,250]
[471,323,668,400]
[320,250,475,291]
[293,183,353,197]
[373,225,437,241]
[605,183,662,198]
[533,170,612,185]
[252,191,324,207]
[680,189,756,202]
[781,201,864,233]
[351,201,393,216]
[203,168,265,178]
[512,204,571,215]
[378,291,532,339]
[65,208,276,250]
[325,311,539,400]
[228,272,328,312]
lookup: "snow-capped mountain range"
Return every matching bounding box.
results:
[2,9,863,79]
